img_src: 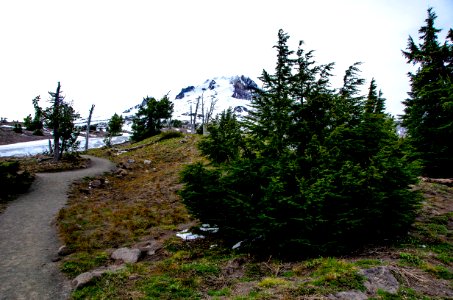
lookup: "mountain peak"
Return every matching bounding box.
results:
[172,75,257,122]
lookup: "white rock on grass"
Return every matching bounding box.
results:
[72,265,125,289]
[111,247,141,263]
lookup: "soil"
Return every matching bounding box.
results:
[0,122,107,146]
[0,123,53,145]
[0,155,115,300]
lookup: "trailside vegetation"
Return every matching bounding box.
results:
[0,161,34,201]
[197,108,244,164]
[104,113,124,147]
[23,96,44,135]
[131,95,174,142]
[401,8,453,178]
[180,29,421,256]
[27,82,81,161]
[45,82,81,161]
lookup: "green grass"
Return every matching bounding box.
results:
[295,257,366,295]
[353,258,384,268]
[139,275,200,299]
[61,251,109,278]
[207,287,232,297]
[370,287,432,300]
[71,269,130,300]
[398,252,423,267]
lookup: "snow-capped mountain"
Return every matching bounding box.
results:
[77,75,258,132]
[123,75,258,125]
[171,75,258,122]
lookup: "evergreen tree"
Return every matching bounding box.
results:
[107,113,124,136]
[131,95,174,142]
[198,109,243,164]
[402,8,453,177]
[24,96,44,135]
[181,30,420,256]
[104,113,124,147]
[42,82,80,160]
[246,29,295,157]
[54,102,81,156]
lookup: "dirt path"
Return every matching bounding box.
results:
[0,156,115,300]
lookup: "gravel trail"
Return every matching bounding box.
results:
[0,156,115,300]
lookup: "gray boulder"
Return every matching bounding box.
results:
[360,266,399,295]
[111,247,141,263]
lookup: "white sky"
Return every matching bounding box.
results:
[1,0,452,121]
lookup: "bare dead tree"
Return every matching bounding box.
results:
[85,104,95,151]
[192,96,200,133]
[48,82,63,161]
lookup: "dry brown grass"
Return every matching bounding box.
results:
[58,134,203,253]
[0,155,90,174]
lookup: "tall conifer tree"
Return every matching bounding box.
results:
[402,8,453,177]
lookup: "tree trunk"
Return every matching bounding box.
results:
[53,82,61,161]
[193,97,200,134]
[85,104,95,151]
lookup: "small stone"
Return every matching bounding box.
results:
[115,168,128,177]
[138,240,162,256]
[111,247,141,263]
[57,245,72,256]
[71,265,126,289]
[144,160,152,165]
[128,159,135,164]
[90,179,102,188]
[72,272,94,289]
[329,291,367,300]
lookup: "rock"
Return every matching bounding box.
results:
[233,106,249,113]
[137,240,163,256]
[360,266,399,295]
[72,265,125,289]
[90,179,102,188]
[209,79,217,90]
[57,245,72,256]
[72,272,94,289]
[175,86,195,99]
[231,75,258,100]
[328,291,368,300]
[115,168,128,177]
[111,247,141,263]
[127,159,135,164]
[117,162,133,170]
[144,160,152,165]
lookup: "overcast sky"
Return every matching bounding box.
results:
[1,0,452,121]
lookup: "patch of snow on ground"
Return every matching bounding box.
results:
[0,134,130,157]
[176,229,205,241]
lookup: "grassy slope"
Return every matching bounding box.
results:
[57,133,453,299]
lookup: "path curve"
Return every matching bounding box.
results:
[0,156,115,300]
